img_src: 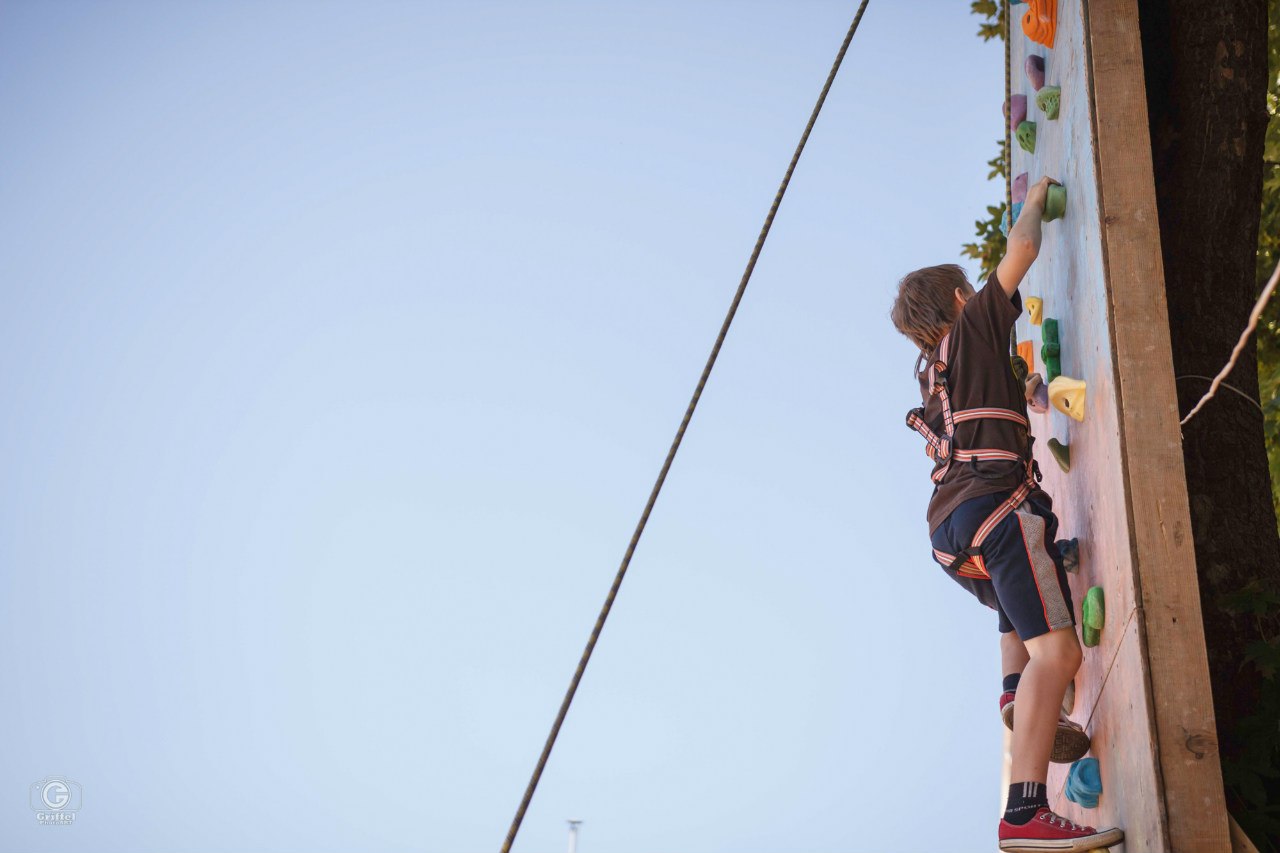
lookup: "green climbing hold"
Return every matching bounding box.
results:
[1048,438,1071,472]
[1016,120,1037,154]
[1011,355,1029,383]
[1082,586,1105,648]
[1036,85,1061,120]
[1044,184,1068,221]
[1041,318,1062,383]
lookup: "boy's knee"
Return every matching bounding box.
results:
[1029,627,1082,673]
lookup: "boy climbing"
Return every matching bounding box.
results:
[889,176,1124,853]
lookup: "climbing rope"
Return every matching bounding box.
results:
[1005,0,1015,358]
[498,4,872,851]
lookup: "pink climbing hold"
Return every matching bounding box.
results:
[1008,94,1028,136]
[1025,55,1046,91]
[1013,173,1029,204]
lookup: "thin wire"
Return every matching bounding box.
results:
[1175,375,1264,415]
[1180,259,1280,425]
[497,5,873,851]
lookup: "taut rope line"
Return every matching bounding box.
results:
[498,4,873,850]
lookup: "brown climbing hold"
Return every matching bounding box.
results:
[1025,372,1049,413]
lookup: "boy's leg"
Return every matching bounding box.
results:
[1001,629,1029,680]
[1009,626,1081,783]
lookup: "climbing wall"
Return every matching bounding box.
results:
[1006,1,1229,850]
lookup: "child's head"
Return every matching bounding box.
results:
[889,264,976,353]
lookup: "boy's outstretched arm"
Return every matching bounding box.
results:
[996,176,1059,298]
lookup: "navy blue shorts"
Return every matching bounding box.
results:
[930,491,1076,640]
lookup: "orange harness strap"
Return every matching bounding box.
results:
[905,332,1040,577]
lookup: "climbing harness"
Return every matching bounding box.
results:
[905,331,1041,579]
[498,4,873,851]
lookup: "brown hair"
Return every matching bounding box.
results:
[889,264,975,353]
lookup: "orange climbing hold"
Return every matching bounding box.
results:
[1017,340,1034,372]
[1022,0,1057,49]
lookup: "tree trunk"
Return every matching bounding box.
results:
[1139,0,1280,844]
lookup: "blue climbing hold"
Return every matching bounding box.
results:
[1065,757,1102,808]
[1000,202,1025,237]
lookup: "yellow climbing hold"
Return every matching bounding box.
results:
[1026,297,1043,325]
[1049,376,1087,422]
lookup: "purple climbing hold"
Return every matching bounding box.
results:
[1032,381,1049,412]
[1025,55,1046,91]
[1008,94,1028,136]
[1013,173,1029,204]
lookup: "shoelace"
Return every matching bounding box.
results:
[1043,812,1085,832]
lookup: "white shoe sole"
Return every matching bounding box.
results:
[998,826,1124,852]
[1001,701,1092,763]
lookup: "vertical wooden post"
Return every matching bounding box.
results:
[1084,1,1230,849]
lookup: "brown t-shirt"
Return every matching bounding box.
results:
[918,271,1032,533]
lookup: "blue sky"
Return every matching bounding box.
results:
[0,2,1008,850]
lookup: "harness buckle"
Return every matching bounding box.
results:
[947,546,983,574]
[905,406,925,429]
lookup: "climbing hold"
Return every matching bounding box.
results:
[1022,0,1058,49]
[1012,172,1029,204]
[1041,318,1061,382]
[1057,538,1080,574]
[1048,438,1071,472]
[1000,202,1025,237]
[1026,296,1043,325]
[1017,339,1034,372]
[1025,373,1049,413]
[1025,54,1046,91]
[1082,586,1105,647]
[1065,758,1103,808]
[1016,120,1037,154]
[1036,85,1061,120]
[1043,184,1067,221]
[1049,376,1087,422]
[1011,355,1029,383]
[1008,94,1028,136]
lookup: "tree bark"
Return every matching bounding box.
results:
[1139,0,1280,841]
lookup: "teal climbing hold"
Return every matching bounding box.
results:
[1000,202,1025,237]
[1065,758,1102,808]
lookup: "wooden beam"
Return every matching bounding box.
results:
[1084,0,1229,850]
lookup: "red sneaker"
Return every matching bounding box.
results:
[998,808,1124,852]
[999,694,1091,763]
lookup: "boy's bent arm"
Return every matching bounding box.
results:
[996,176,1058,298]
